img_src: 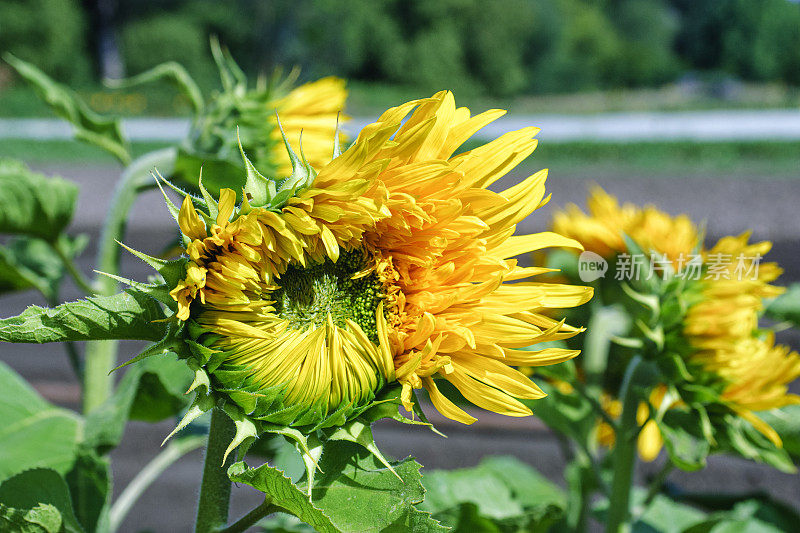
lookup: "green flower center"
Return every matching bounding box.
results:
[273,250,385,341]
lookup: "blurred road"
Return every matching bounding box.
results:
[1,164,799,531]
[3,109,800,142]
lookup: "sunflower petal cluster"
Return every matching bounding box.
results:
[166,92,593,434]
[553,187,800,458]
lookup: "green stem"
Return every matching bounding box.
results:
[50,239,96,296]
[565,455,593,533]
[109,435,206,532]
[606,356,643,533]
[217,500,282,533]
[196,408,236,533]
[82,147,177,413]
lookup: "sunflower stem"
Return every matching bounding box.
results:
[83,147,177,413]
[606,355,643,533]
[196,408,236,533]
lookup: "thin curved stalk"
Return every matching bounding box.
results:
[108,435,205,532]
[82,147,177,413]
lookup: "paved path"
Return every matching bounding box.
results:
[3,109,800,142]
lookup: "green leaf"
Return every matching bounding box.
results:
[0,362,82,483]
[228,461,338,533]
[683,498,792,533]
[0,502,63,533]
[0,289,168,343]
[420,456,565,532]
[758,405,800,460]
[763,282,800,327]
[594,489,707,533]
[84,352,192,453]
[65,453,110,533]
[0,159,78,241]
[105,61,204,114]
[4,54,131,164]
[657,410,710,471]
[0,234,87,300]
[717,415,795,474]
[677,492,800,533]
[128,352,194,422]
[0,469,84,533]
[523,378,596,449]
[233,439,444,533]
[311,440,444,533]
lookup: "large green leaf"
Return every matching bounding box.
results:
[228,461,338,533]
[0,234,87,300]
[233,440,445,533]
[0,289,168,343]
[311,440,444,532]
[0,159,78,241]
[419,456,565,532]
[0,469,84,533]
[0,362,82,482]
[65,453,110,533]
[4,54,131,164]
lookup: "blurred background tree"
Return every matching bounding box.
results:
[2,0,800,97]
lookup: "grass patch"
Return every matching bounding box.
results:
[347,82,800,116]
[0,139,797,179]
[4,79,800,118]
[458,139,800,179]
[0,139,172,163]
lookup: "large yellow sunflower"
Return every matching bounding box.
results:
[170,91,593,427]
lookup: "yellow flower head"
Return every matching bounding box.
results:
[555,188,800,456]
[169,91,593,431]
[179,42,348,192]
[553,187,700,264]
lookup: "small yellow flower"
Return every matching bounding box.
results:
[553,187,699,265]
[267,77,348,175]
[171,91,593,428]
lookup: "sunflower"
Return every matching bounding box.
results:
[552,187,700,265]
[167,91,593,434]
[266,77,348,176]
[553,187,800,457]
[178,42,348,191]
